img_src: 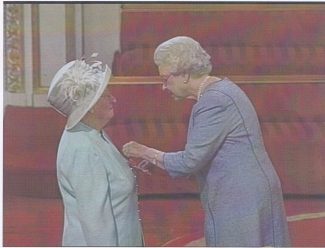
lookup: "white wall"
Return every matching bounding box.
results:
[83,4,121,68]
[39,4,67,90]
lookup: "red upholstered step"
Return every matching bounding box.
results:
[239,83,325,122]
[262,122,325,195]
[113,46,325,76]
[113,7,325,76]
[3,106,65,198]
[4,106,65,172]
[120,9,325,50]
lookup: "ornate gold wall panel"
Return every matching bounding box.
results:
[4,4,25,93]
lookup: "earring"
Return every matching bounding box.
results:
[183,74,190,84]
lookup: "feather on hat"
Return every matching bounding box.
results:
[47,54,111,129]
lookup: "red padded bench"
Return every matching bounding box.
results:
[113,5,325,76]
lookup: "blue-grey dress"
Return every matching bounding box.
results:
[164,78,291,247]
[57,123,143,246]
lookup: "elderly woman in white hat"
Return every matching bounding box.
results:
[48,55,143,246]
[122,36,291,247]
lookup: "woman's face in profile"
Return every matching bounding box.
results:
[91,87,117,124]
[158,65,188,100]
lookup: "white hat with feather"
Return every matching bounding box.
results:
[47,54,111,130]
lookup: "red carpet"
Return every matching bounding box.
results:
[3,195,325,247]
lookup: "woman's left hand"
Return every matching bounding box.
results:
[122,141,148,159]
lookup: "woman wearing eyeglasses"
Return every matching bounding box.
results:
[123,36,290,247]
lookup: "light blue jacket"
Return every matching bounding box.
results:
[57,123,143,246]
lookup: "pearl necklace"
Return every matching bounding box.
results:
[197,76,211,100]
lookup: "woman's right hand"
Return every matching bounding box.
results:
[122,141,148,159]
[123,141,165,170]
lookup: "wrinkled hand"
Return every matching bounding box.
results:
[122,141,148,159]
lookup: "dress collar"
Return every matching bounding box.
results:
[68,122,97,133]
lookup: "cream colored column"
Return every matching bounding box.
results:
[75,4,83,59]
[24,4,34,106]
[33,4,67,106]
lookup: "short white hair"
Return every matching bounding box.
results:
[154,36,212,77]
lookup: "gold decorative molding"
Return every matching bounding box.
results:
[31,4,41,94]
[109,75,325,85]
[35,75,325,94]
[122,3,325,12]
[4,4,25,93]
[287,211,325,222]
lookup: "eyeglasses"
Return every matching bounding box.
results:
[161,74,174,87]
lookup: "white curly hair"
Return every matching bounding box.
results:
[154,36,212,77]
